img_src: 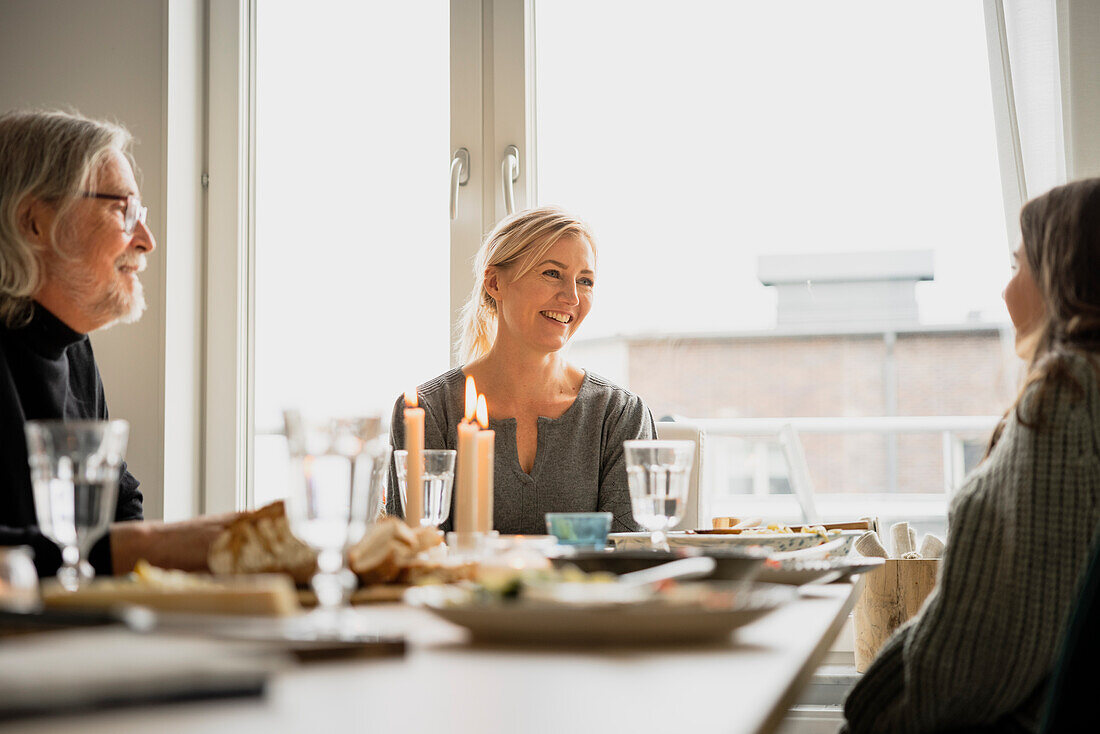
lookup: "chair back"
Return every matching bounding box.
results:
[655,421,706,530]
[1040,530,1100,732]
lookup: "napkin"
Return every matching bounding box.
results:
[0,628,279,721]
[919,533,945,559]
[857,527,945,560]
[891,522,915,557]
[855,531,888,559]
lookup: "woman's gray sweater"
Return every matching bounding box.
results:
[386,368,654,534]
[843,352,1100,733]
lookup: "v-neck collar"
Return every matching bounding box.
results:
[474,371,590,481]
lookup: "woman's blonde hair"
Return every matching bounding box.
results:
[458,206,596,363]
[0,109,133,327]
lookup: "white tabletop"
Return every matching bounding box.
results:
[1,580,862,734]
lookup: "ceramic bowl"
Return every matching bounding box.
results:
[545,512,613,549]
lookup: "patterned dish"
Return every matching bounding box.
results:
[609,530,863,557]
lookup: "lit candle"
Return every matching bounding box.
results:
[455,376,479,534]
[475,394,494,533]
[403,389,424,527]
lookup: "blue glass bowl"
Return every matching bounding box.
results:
[545,512,613,549]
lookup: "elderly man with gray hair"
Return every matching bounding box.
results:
[0,109,233,578]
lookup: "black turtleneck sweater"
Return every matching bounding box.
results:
[0,304,143,578]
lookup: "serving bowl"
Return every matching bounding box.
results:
[549,547,765,582]
[404,581,795,644]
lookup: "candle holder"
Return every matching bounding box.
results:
[394,449,456,528]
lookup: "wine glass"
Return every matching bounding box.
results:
[623,440,695,551]
[24,420,129,591]
[394,449,456,528]
[283,412,389,635]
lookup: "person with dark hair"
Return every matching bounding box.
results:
[842,178,1100,733]
[0,109,234,578]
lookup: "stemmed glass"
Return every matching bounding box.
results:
[394,449,456,528]
[283,412,389,635]
[24,420,129,591]
[624,440,695,551]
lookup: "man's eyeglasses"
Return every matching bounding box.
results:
[81,193,148,236]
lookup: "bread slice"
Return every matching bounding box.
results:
[347,518,419,584]
[208,501,317,584]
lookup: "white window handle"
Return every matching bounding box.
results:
[501,145,519,215]
[450,148,470,221]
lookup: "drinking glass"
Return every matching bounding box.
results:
[624,440,695,551]
[24,420,129,591]
[283,412,389,630]
[394,449,456,528]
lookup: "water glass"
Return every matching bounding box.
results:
[394,449,456,527]
[24,420,129,591]
[283,412,389,622]
[623,439,695,551]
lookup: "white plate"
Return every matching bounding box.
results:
[405,582,795,644]
[610,530,862,556]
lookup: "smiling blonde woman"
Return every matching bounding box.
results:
[387,206,654,533]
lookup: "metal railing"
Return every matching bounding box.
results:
[683,415,1001,498]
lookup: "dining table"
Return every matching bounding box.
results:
[0,578,863,734]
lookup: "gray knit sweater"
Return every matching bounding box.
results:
[386,368,654,534]
[843,352,1100,733]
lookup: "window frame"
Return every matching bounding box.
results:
[203,0,534,511]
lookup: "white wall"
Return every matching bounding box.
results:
[0,0,205,521]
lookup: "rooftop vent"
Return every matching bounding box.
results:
[757,250,934,327]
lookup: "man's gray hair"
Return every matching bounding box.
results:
[0,110,133,327]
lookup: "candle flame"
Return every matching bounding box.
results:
[464,376,477,422]
[404,389,418,408]
[476,394,489,429]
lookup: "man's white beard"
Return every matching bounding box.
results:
[56,253,148,331]
[97,274,146,330]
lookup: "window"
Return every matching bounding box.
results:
[208,0,1065,525]
[251,0,451,506]
[534,0,1019,532]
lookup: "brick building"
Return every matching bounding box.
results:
[571,251,1021,501]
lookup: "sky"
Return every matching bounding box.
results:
[536,0,1013,338]
[251,0,1017,430]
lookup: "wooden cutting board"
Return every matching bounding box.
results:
[297,585,409,607]
[42,575,301,616]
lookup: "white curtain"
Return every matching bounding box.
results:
[1003,0,1065,200]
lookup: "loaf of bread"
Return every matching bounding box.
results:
[207,501,318,584]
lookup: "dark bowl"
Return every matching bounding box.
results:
[548,546,766,582]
